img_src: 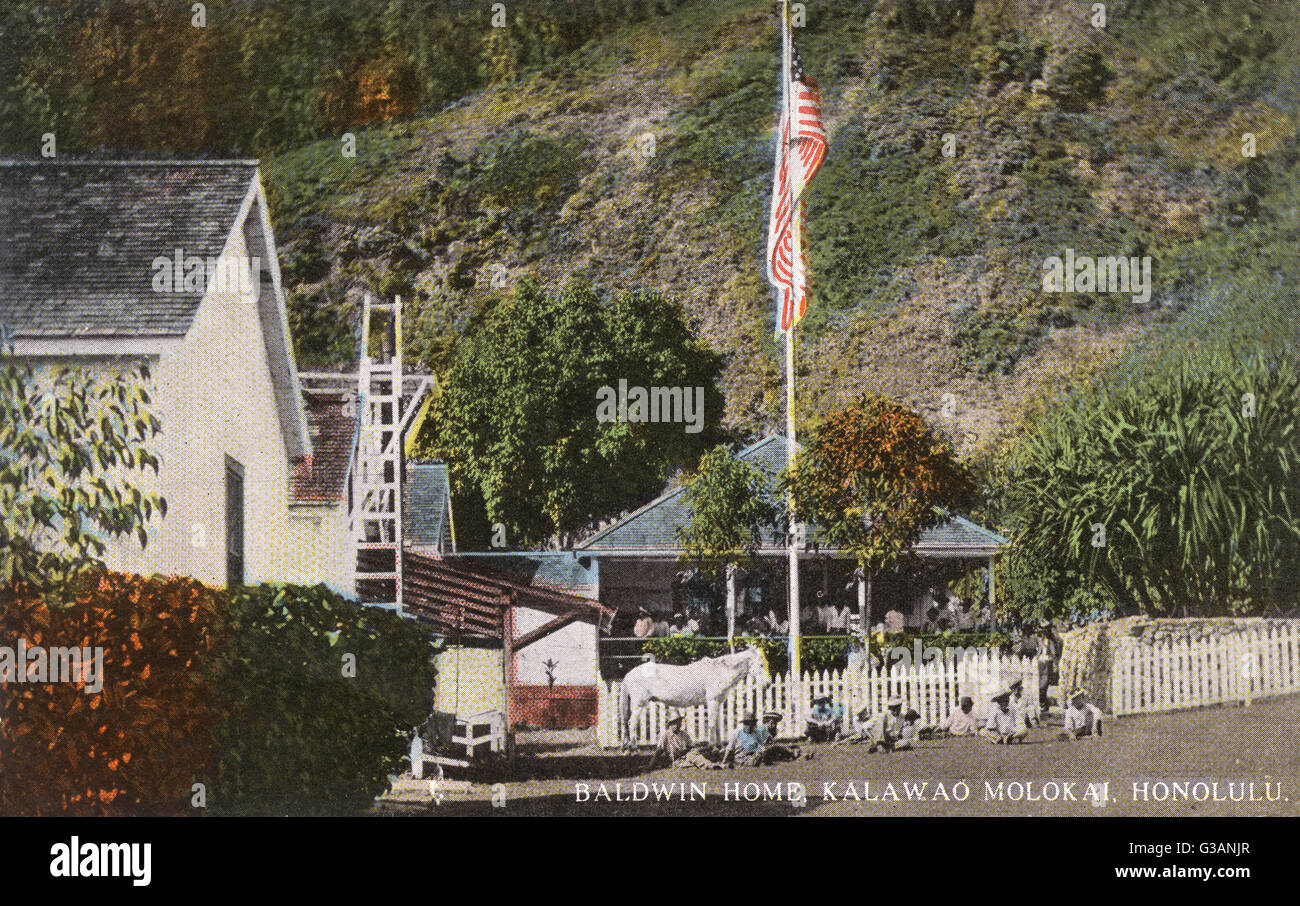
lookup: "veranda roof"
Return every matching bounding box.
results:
[577,434,1008,558]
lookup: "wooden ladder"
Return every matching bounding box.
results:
[352,294,405,612]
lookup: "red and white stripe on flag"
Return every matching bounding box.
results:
[766,71,826,333]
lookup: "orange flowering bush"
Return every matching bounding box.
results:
[783,394,975,574]
[0,571,223,816]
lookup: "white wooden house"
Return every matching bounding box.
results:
[0,158,355,592]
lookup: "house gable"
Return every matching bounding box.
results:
[0,158,309,461]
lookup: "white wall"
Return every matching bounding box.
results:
[18,211,352,595]
[511,606,598,685]
[435,646,507,716]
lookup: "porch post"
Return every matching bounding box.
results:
[857,569,868,635]
[987,555,996,614]
[726,564,738,648]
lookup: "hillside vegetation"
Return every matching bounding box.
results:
[4,0,1297,459]
[260,0,1298,457]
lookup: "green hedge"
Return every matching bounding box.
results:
[642,630,1011,675]
[201,583,433,816]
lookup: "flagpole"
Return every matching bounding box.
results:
[780,0,803,708]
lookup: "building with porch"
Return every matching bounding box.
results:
[581,435,1008,675]
[419,434,1008,726]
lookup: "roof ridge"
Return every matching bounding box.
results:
[580,435,794,550]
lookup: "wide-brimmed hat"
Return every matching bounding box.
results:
[762,711,782,723]
[904,708,920,721]
[813,695,831,703]
[666,715,685,726]
[992,689,1012,702]
[886,696,903,708]
[741,712,758,724]
[1068,687,1088,702]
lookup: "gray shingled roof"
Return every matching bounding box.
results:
[578,434,1008,555]
[0,159,258,337]
[407,461,452,548]
[448,553,599,593]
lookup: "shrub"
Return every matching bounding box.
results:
[641,634,853,675]
[0,572,223,816]
[883,0,976,36]
[1052,45,1114,111]
[1007,350,1300,618]
[201,583,433,816]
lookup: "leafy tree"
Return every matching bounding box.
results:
[415,279,723,547]
[783,394,976,577]
[0,343,165,591]
[1006,350,1300,618]
[677,445,777,577]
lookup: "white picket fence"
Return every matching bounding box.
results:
[597,652,1038,748]
[1110,623,1300,716]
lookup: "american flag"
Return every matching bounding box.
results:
[767,49,827,333]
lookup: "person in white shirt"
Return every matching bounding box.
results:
[1006,677,1040,731]
[980,691,1026,744]
[816,591,834,633]
[1060,689,1104,739]
[939,696,980,736]
[893,709,922,750]
[829,602,852,633]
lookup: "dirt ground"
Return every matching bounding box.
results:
[376,695,1300,817]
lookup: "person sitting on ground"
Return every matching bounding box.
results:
[667,613,686,635]
[722,713,768,767]
[846,697,904,751]
[869,698,906,751]
[682,612,700,635]
[1006,677,1040,731]
[893,709,922,750]
[1059,689,1104,740]
[648,715,694,769]
[939,696,980,736]
[758,711,809,762]
[633,608,655,639]
[804,695,845,742]
[980,690,1027,744]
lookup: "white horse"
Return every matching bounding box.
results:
[618,646,769,748]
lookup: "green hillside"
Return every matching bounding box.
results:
[261,0,1298,457]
